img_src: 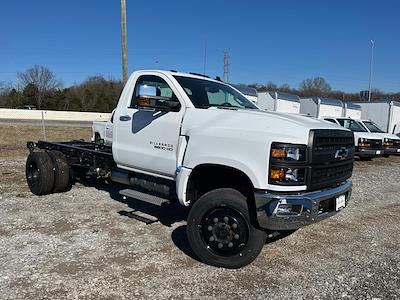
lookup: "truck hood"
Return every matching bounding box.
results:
[362,132,400,140]
[352,131,385,141]
[181,107,349,145]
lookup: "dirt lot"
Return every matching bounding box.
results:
[0,126,399,299]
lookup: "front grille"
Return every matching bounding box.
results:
[310,160,354,190]
[363,139,382,149]
[309,130,354,190]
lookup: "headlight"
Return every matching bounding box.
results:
[358,138,371,148]
[269,167,306,184]
[269,143,307,186]
[383,138,393,147]
[270,143,306,162]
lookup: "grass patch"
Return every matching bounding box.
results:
[0,125,92,157]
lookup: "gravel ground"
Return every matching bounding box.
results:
[0,155,399,299]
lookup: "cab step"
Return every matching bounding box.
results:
[119,188,171,206]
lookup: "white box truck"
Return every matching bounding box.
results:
[257,91,301,114]
[355,101,400,135]
[343,103,361,119]
[231,84,258,103]
[300,97,343,119]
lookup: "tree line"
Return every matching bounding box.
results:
[0,65,398,112]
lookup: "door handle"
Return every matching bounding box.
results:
[119,115,131,121]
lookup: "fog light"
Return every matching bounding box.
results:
[276,204,303,216]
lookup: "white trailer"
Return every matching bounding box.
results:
[232,84,258,103]
[355,101,400,135]
[343,103,361,119]
[300,97,343,119]
[257,91,300,114]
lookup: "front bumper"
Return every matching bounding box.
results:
[355,147,383,157]
[383,147,400,155]
[255,180,352,231]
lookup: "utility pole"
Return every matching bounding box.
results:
[223,49,230,82]
[368,40,374,102]
[203,40,207,76]
[120,0,128,83]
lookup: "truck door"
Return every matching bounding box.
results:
[113,74,185,177]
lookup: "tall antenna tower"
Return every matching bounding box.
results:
[223,49,230,82]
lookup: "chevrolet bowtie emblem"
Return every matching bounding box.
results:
[335,147,349,160]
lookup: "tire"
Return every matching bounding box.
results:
[26,152,55,195]
[187,188,266,269]
[48,150,71,193]
[383,154,390,158]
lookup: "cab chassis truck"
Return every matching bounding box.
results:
[26,70,354,268]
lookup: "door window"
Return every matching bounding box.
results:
[131,75,179,110]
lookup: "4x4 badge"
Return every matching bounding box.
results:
[335,147,349,160]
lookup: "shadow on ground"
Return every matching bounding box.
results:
[74,177,200,261]
[71,177,297,264]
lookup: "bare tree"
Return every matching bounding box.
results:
[299,77,331,96]
[17,65,61,108]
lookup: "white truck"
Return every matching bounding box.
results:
[324,117,383,159]
[355,101,400,136]
[300,97,343,119]
[257,91,301,114]
[25,70,354,268]
[92,110,115,146]
[356,120,400,156]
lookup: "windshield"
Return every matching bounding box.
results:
[174,76,258,110]
[337,119,367,132]
[363,121,385,133]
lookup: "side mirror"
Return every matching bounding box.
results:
[136,84,180,111]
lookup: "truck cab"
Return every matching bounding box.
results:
[26,70,355,268]
[324,117,383,159]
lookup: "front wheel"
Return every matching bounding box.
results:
[187,188,266,269]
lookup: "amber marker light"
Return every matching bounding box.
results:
[270,168,285,180]
[271,148,287,159]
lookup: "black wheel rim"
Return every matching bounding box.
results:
[199,206,249,256]
[27,161,40,190]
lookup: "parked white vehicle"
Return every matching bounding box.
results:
[26,70,354,268]
[324,117,383,159]
[355,101,400,135]
[343,103,361,119]
[92,110,115,145]
[300,97,343,119]
[356,120,400,156]
[257,91,300,114]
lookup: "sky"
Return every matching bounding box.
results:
[1,0,400,92]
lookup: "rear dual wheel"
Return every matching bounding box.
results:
[187,188,266,269]
[26,151,70,195]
